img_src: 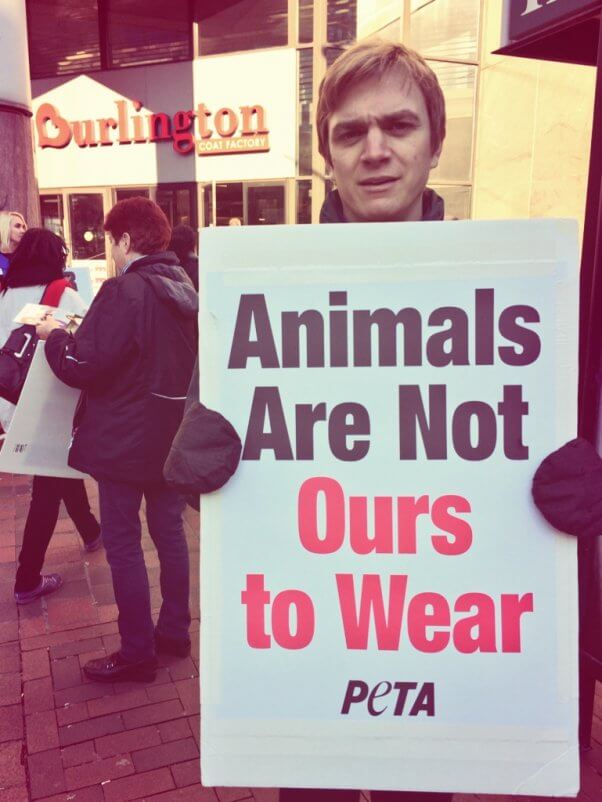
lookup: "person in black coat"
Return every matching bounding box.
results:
[169,224,199,291]
[37,198,197,683]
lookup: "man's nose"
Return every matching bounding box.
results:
[361,126,390,163]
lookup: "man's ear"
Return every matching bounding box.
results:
[121,232,131,252]
[430,144,443,170]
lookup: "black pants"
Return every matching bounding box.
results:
[280,791,453,802]
[14,476,100,592]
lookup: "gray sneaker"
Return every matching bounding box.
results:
[14,574,63,605]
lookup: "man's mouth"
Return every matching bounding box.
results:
[359,176,399,187]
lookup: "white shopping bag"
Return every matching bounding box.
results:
[0,343,88,479]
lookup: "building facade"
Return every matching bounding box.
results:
[24,0,596,284]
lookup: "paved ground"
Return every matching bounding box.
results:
[1,472,601,802]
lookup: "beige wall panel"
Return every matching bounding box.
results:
[480,0,506,70]
[529,60,595,232]
[472,58,539,219]
[357,0,402,40]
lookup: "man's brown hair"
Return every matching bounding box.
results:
[104,197,171,254]
[317,40,446,166]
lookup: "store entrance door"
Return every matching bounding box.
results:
[245,183,285,225]
[213,181,286,226]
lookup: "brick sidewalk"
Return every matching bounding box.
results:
[1,472,601,802]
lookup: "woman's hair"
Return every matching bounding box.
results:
[0,211,27,254]
[169,224,196,266]
[4,228,67,288]
[104,197,171,253]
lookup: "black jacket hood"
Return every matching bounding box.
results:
[319,187,445,224]
[128,251,198,319]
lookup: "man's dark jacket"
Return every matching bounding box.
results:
[45,251,197,484]
[319,186,445,224]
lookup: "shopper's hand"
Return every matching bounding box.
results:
[36,315,62,340]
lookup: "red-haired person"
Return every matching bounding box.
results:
[37,198,197,683]
[281,40,451,802]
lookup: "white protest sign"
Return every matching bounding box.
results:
[199,220,579,796]
[0,344,87,479]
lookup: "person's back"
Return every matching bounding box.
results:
[169,224,199,291]
[39,198,197,682]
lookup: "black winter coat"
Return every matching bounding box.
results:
[319,187,445,223]
[45,252,197,484]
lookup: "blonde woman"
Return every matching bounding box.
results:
[0,211,27,277]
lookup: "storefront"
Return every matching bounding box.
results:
[25,0,595,289]
[26,0,492,285]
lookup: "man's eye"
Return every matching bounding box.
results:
[338,130,361,143]
[388,122,412,135]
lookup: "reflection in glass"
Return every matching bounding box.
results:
[327,0,356,43]
[201,184,213,227]
[115,188,150,202]
[298,49,313,176]
[299,0,313,43]
[297,180,312,224]
[157,186,195,228]
[247,185,285,225]
[68,194,105,260]
[27,0,101,78]
[411,0,479,62]
[198,0,287,56]
[107,0,190,68]
[41,195,65,239]
[428,61,476,184]
[216,183,244,226]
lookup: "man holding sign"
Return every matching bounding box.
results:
[282,39,449,802]
[199,39,578,801]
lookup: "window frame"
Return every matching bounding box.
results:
[27,0,195,79]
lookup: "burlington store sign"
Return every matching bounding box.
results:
[35,99,270,157]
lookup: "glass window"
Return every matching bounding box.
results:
[68,194,105,260]
[247,185,285,225]
[107,0,191,68]
[27,0,101,78]
[410,0,480,62]
[40,195,65,239]
[156,186,196,228]
[327,0,356,44]
[298,49,313,176]
[299,0,313,43]
[216,183,244,226]
[297,180,312,224]
[430,185,471,220]
[115,188,150,202]
[201,184,213,227]
[377,18,401,41]
[198,0,287,56]
[429,61,476,184]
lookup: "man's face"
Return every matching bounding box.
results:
[327,72,441,223]
[108,233,128,272]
